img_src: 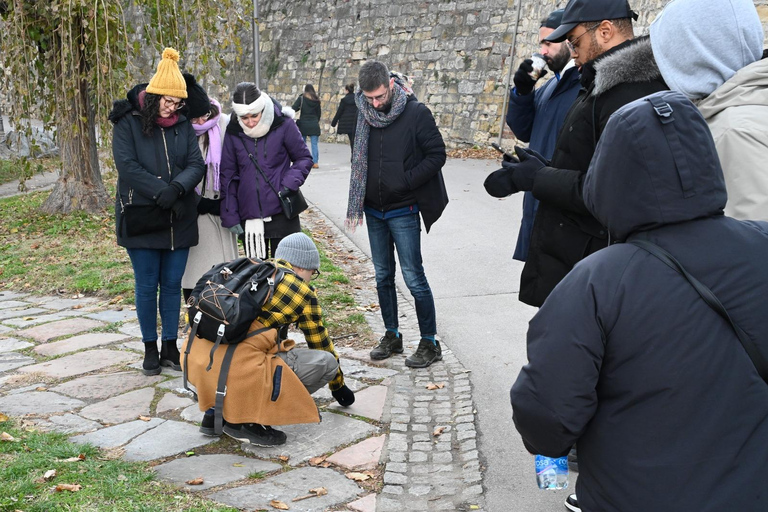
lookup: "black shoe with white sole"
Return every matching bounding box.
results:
[199,413,219,436]
[223,422,287,446]
[564,494,581,512]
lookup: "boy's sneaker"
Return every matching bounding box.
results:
[199,413,220,436]
[369,331,403,360]
[405,339,442,368]
[223,422,287,446]
[564,494,581,512]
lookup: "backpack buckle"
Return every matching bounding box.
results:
[217,324,225,337]
[216,386,227,397]
[653,102,673,118]
[250,280,259,292]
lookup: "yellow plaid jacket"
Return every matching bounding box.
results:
[257,260,344,391]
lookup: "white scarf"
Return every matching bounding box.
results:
[233,93,275,139]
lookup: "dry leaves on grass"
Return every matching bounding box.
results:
[1,432,17,442]
[292,487,328,502]
[59,454,86,463]
[277,455,290,462]
[426,382,445,390]
[185,477,204,485]
[43,469,57,481]
[0,413,8,422]
[269,499,290,510]
[55,483,82,492]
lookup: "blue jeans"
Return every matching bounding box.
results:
[304,135,319,163]
[365,212,436,337]
[126,248,189,343]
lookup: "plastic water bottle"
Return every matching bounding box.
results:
[535,454,568,490]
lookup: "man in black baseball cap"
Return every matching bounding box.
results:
[546,0,638,43]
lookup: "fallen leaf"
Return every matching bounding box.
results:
[433,426,446,437]
[35,387,47,391]
[426,382,445,390]
[138,416,151,422]
[117,474,127,481]
[277,455,290,462]
[185,451,195,457]
[72,304,83,310]
[0,413,8,422]
[23,316,35,321]
[59,454,86,463]
[292,486,328,502]
[308,456,325,466]
[345,471,371,482]
[55,483,82,492]
[269,499,290,510]
[185,477,204,485]
[232,463,245,467]
[43,469,57,481]
[469,506,480,510]
[1,432,16,442]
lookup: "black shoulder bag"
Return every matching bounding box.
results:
[239,138,308,219]
[630,239,768,385]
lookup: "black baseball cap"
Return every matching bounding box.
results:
[541,9,565,29]
[545,0,638,42]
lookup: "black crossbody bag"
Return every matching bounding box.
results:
[240,138,308,219]
[630,239,768,384]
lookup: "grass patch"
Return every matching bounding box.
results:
[0,419,238,511]
[0,157,61,186]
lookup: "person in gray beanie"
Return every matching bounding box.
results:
[195,232,355,447]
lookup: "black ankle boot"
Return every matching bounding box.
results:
[143,342,161,376]
[160,339,181,371]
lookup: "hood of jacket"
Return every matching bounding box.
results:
[649,0,764,100]
[697,56,768,121]
[108,83,147,124]
[583,90,727,241]
[592,37,663,97]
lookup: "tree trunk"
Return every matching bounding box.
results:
[40,21,109,215]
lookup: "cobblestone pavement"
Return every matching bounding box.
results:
[0,208,486,511]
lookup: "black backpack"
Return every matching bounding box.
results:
[182,257,290,433]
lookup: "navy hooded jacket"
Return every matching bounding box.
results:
[510,91,768,512]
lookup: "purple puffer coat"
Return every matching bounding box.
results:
[220,106,313,227]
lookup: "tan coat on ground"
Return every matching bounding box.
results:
[181,320,320,426]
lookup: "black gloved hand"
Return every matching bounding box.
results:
[171,200,185,219]
[197,197,221,215]
[332,385,355,407]
[484,167,520,197]
[516,145,550,166]
[156,182,184,209]
[501,145,545,192]
[513,59,538,96]
[502,152,519,164]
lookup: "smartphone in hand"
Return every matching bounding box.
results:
[490,142,518,163]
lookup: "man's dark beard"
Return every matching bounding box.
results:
[545,45,571,74]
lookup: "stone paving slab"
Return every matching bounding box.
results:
[0,292,29,301]
[0,352,36,373]
[326,434,385,471]
[70,418,165,448]
[209,466,363,512]
[31,413,103,434]
[119,341,145,353]
[0,300,32,310]
[0,325,12,334]
[240,412,378,465]
[342,358,400,380]
[156,392,195,413]
[153,453,281,491]
[337,346,390,366]
[31,296,98,310]
[122,419,217,461]
[347,493,376,512]
[34,332,129,357]
[50,371,163,400]
[79,387,155,424]
[3,310,86,329]
[0,337,34,352]
[181,403,202,422]
[0,391,85,416]
[311,377,364,401]
[18,349,137,379]
[118,323,142,338]
[328,385,388,421]
[85,309,137,324]
[0,307,49,322]
[15,317,105,342]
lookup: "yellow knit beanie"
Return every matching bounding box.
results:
[146,48,187,99]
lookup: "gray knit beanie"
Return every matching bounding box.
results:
[275,232,320,270]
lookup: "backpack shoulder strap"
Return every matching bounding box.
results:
[630,239,768,384]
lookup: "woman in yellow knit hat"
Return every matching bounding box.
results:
[108,48,205,376]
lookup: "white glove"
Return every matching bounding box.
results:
[244,217,271,259]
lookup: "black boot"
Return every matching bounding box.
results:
[143,342,161,376]
[160,339,181,371]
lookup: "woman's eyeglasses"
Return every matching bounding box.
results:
[162,96,185,111]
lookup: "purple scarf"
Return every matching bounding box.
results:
[192,98,223,194]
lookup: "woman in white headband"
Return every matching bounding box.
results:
[220,82,314,258]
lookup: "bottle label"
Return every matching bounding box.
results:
[535,455,568,490]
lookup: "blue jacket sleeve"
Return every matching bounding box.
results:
[506,87,536,143]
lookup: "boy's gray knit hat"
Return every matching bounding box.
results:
[275,232,320,270]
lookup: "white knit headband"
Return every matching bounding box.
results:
[232,93,268,117]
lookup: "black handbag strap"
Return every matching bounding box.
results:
[630,239,768,384]
[240,137,282,198]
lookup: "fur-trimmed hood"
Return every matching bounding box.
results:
[593,37,663,97]
[108,83,146,124]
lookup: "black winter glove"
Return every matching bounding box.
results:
[484,167,519,197]
[197,197,221,216]
[332,385,355,407]
[156,182,184,209]
[516,145,550,166]
[513,59,546,96]
[501,145,545,192]
[171,200,185,219]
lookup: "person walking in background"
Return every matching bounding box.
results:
[346,60,448,369]
[511,90,768,512]
[496,8,580,262]
[292,84,321,168]
[220,82,313,259]
[331,83,358,157]
[109,48,205,376]
[649,0,768,221]
[179,73,238,304]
